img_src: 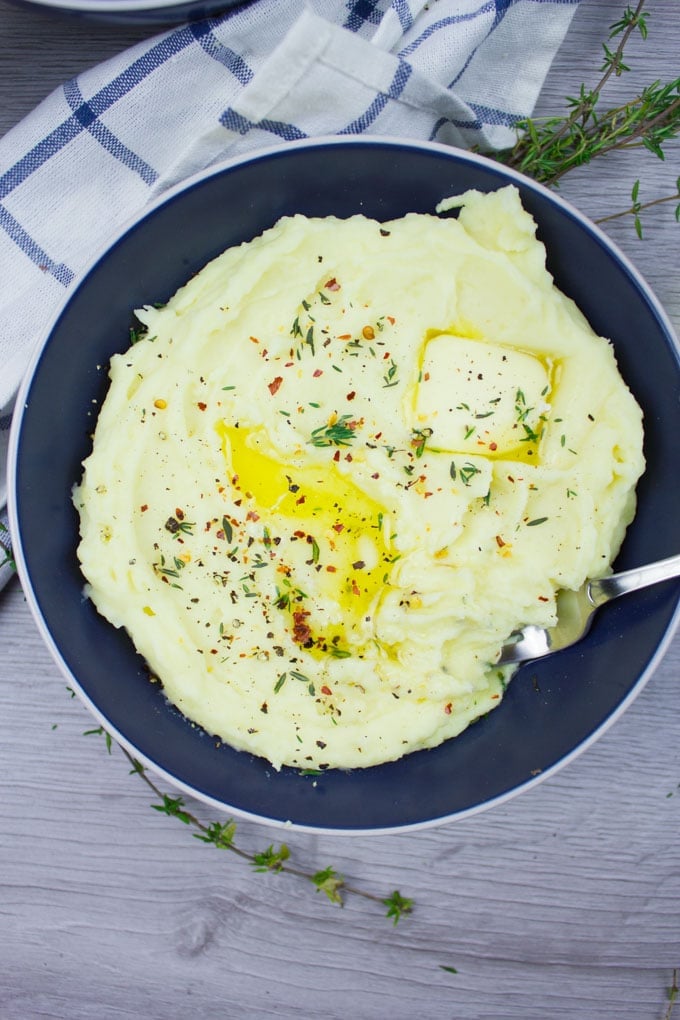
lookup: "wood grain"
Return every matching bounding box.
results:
[1,1,679,1016]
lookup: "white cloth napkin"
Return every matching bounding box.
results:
[0,0,580,589]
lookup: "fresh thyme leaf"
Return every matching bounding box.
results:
[383,358,399,388]
[411,427,433,458]
[309,415,357,447]
[152,794,192,824]
[383,890,414,925]
[222,516,233,543]
[274,672,287,693]
[129,322,148,345]
[194,820,238,848]
[329,646,352,659]
[312,866,345,905]
[83,726,112,754]
[251,843,290,872]
[459,462,481,486]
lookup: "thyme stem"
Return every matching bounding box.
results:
[540,0,647,157]
[498,0,680,200]
[114,742,412,923]
[595,190,679,225]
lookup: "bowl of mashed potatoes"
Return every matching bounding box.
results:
[9,138,680,832]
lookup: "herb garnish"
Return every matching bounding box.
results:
[82,728,412,922]
[410,427,433,458]
[309,415,357,447]
[449,461,482,486]
[497,1,680,233]
[383,359,399,388]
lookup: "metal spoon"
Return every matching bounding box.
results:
[497,552,680,665]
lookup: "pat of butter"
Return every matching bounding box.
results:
[415,333,550,458]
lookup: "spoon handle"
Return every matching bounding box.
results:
[588,552,680,608]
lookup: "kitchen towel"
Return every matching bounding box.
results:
[0,0,580,590]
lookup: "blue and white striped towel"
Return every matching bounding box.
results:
[0,0,580,590]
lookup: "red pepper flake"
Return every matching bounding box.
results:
[249,336,260,344]
[444,703,453,715]
[386,315,396,325]
[296,495,306,505]
[326,565,337,573]
[538,595,550,602]
[495,535,506,548]
[140,504,149,512]
[321,684,333,696]
[293,530,306,538]
[333,450,341,462]
[268,376,283,396]
[338,333,352,340]
[175,508,185,521]
[351,581,361,596]
[346,391,356,401]
[197,401,207,411]
[313,369,323,378]
[371,472,380,479]
[489,442,498,451]
[345,453,353,462]
[332,523,344,533]
[246,510,260,522]
[325,278,340,291]
[292,609,312,646]
[423,371,430,381]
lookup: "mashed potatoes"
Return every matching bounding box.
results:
[74,186,644,770]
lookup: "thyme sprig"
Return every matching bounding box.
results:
[498,1,680,214]
[309,414,358,447]
[84,724,412,925]
[595,176,680,237]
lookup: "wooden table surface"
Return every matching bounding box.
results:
[1,1,678,1017]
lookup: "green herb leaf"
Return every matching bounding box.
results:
[309,415,357,447]
[311,866,345,905]
[251,843,291,872]
[383,890,414,925]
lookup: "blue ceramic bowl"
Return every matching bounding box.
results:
[9,138,680,833]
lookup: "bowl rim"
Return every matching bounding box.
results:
[8,135,680,834]
[16,0,217,12]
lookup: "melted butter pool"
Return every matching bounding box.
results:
[218,423,395,656]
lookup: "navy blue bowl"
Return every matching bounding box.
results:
[12,0,245,25]
[9,138,680,832]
